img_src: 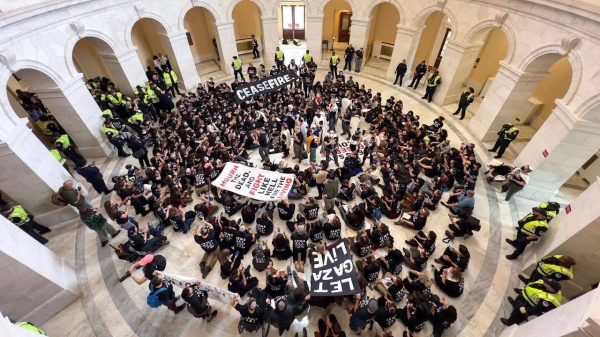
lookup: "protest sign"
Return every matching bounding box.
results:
[213,162,295,201]
[156,271,241,304]
[234,70,300,104]
[309,240,360,297]
[320,140,365,161]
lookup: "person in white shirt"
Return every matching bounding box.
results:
[504,165,531,201]
[152,55,162,74]
[281,124,292,158]
[312,110,326,127]
[158,53,169,69]
[328,98,339,132]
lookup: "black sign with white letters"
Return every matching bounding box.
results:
[234,70,300,104]
[309,240,359,296]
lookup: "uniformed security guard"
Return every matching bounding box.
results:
[107,88,130,118]
[517,202,560,229]
[251,34,260,58]
[488,123,519,159]
[422,70,441,103]
[275,47,285,71]
[519,255,575,284]
[501,278,561,326]
[145,82,160,112]
[163,66,181,97]
[1,204,51,245]
[103,122,130,157]
[408,60,428,88]
[50,148,72,175]
[231,56,245,82]
[453,87,475,120]
[134,85,157,121]
[330,51,340,79]
[127,111,145,136]
[303,50,313,64]
[35,114,61,136]
[506,208,548,260]
[53,133,86,168]
[14,322,46,335]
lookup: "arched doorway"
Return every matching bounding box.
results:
[363,2,400,75]
[232,0,264,71]
[183,7,222,78]
[321,0,353,64]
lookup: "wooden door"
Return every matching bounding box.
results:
[338,12,352,43]
[282,5,305,40]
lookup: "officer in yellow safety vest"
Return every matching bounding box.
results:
[251,34,260,59]
[53,133,86,168]
[519,255,576,284]
[127,111,145,136]
[422,70,441,103]
[85,79,97,92]
[35,115,61,136]
[0,204,51,245]
[275,47,285,71]
[102,109,113,119]
[506,208,549,260]
[231,56,246,82]
[517,202,560,230]
[163,66,182,97]
[103,122,130,158]
[489,123,519,159]
[107,88,130,117]
[453,87,475,120]
[14,322,47,335]
[501,278,562,326]
[49,148,72,175]
[303,50,313,64]
[330,51,340,79]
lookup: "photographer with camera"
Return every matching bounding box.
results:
[194,215,220,278]
[323,130,340,167]
[123,253,167,284]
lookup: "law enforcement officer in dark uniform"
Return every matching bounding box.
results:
[488,123,519,159]
[422,70,441,103]
[53,132,86,167]
[344,44,355,71]
[519,255,575,284]
[408,60,427,88]
[1,204,51,244]
[251,34,260,58]
[275,47,285,71]
[501,278,561,326]
[506,208,548,260]
[393,59,407,86]
[453,87,475,120]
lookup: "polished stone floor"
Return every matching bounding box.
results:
[40,60,583,337]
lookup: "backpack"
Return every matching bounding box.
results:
[464,215,481,232]
[147,284,167,308]
[150,255,167,272]
[51,187,67,207]
[372,208,383,221]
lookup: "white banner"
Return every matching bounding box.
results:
[156,271,242,304]
[212,162,295,201]
[320,140,366,162]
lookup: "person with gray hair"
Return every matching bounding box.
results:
[291,225,309,272]
[349,295,379,334]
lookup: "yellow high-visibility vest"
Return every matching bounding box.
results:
[537,255,574,280]
[427,75,441,87]
[128,112,144,124]
[103,125,120,138]
[331,55,339,65]
[50,149,66,165]
[522,280,562,308]
[36,120,58,136]
[55,134,71,148]
[303,54,312,63]
[9,205,30,226]
[163,71,178,85]
[520,219,548,236]
[233,59,242,70]
[276,50,284,60]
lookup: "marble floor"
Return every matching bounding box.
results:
[39,63,583,337]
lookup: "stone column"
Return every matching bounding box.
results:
[512,102,600,201]
[97,48,147,97]
[0,215,79,324]
[433,40,483,106]
[306,15,324,65]
[468,62,547,141]
[385,25,423,81]
[33,76,111,158]
[213,21,237,76]
[349,19,370,71]
[0,120,78,225]
[157,31,201,91]
[261,16,280,70]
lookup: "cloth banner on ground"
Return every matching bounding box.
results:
[212,162,295,201]
[234,70,300,104]
[321,141,366,161]
[156,271,242,304]
[309,239,360,296]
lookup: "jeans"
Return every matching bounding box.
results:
[259,146,269,162]
[183,218,195,232]
[95,222,120,242]
[325,148,339,166]
[505,181,524,201]
[201,247,221,269]
[355,58,362,72]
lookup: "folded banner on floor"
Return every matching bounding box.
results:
[320,141,366,161]
[309,240,360,296]
[156,271,242,304]
[234,70,300,104]
[213,162,295,201]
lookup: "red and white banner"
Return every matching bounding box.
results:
[320,140,365,161]
[213,162,295,201]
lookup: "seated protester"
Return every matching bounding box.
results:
[441,189,475,216]
[222,194,248,216]
[228,265,259,297]
[349,296,379,335]
[256,203,276,237]
[152,201,168,225]
[394,208,429,230]
[397,301,429,333]
[427,294,458,337]
[379,248,404,275]
[165,207,195,234]
[379,195,402,219]
[286,213,306,232]
[423,190,443,211]
[361,194,383,221]
[127,254,167,285]
[433,266,464,298]
[434,245,470,272]
[241,202,266,224]
[149,274,185,314]
[128,226,169,252]
[374,273,407,303]
[276,199,296,221]
[193,196,219,219]
[194,219,221,278]
[317,314,346,337]
[446,214,481,239]
[231,294,266,333]
[218,249,241,280]
[308,220,325,243]
[367,222,392,249]
[291,225,310,272]
[405,231,437,256]
[271,229,293,260]
[374,296,398,330]
[339,202,366,231]
[323,214,342,241]
[356,256,381,284]
[299,197,320,223]
[403,269,432,296]
[336,179,356,201]
[402,246,429,272]
[219,218,238,250]
[234,225,256,256]
[418,156,443,178]
[348,232,372,258]
[343,152,363,176]
[266,266,288,298]
[251,241,271,272]
[181,280,218,321]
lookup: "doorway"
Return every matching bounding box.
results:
[282,5,305,40]
[338,12,352,43]
[434,28,452,68]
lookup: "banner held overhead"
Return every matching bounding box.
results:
[212,162,295,201]
[234,70,300,104]
[309,240,360,297]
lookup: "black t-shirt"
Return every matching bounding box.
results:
[412,213,427,230]
[149,279,175,303]
[258,133,269,147]
[291,233,309,251]
[352,299,376,323]
[130,233,146,250]
[388,284,406,302]
[194,229,218,253]
[303,204,320,221]
[354,242,372,258]
[277,202,294,220]
[375,297,396,328]
[235,231,253,252]
[186,287,209,313]
[252,248,270,270]
[363,263,380,282]
[309,225,324,242]
[324,223,341,240]
[256,218,273,236]
[235,303,265,326]
[267,275,287,297]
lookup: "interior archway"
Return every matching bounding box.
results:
[362,2,400,75]
[183,7,222,78]
[320,0,353,66]
[410,11,451,76]
[232,0,264,69]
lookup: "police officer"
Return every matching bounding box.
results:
[501,278,561,326]
[506,208,548,260]
[330,51,340,79]
[516,202,560,230]
[107,88,130,117]
[275,47,285,71]
[103,121,130,158]
[408,60,428,88]
[76,161,112,195]
[519,255,575,284]
[393,59,407,86]
[453,87,475,120]
[53,133,86,167]
[422,70,441,103]
[231,56,245,82]
[344,44,355,72]
[50,148,72,175]
[488,123,519,159]
[163,66,181,97]
[303,50,313,64]
[1,204,51,245]
[35,114,62,136]
[127,110,145,137]
[14,322,46,335]
[355,47,364,73]
[251,34,260,58]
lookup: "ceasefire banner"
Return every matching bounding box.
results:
[213,162,295,201]
[234,70,300,104]
[309,240,360,297]
[156,271,243,304]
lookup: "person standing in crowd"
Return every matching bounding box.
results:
[163,66,181,97]
[503,165,532,201]
[1,204,51,244]
[519,255,575,284]
[330,52,340,78]
[194,218,221,278]
[251,34,260,59]
[349,296,378,335]
[501,278,562,326]
[408,60,428,88]
[149,274,185,314]
[127,135,151,169]
[393,60,407,86]
[53,133,86,168]
[323,130,340,167]
[50,148,72,175]
[75,161,111,195]
[232,56,245,82]
[488,123,519,159]
[422,70,441,103]
[344,44,355,72]
[182,280,219,321]
[275,47,285,71]
[453,87,475,120]
[303,50,313,64]
[60,180,92,211]
[355,48,364,73]
[79,207,120,247]
[258,128,270,163]
[506,208,548,260]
